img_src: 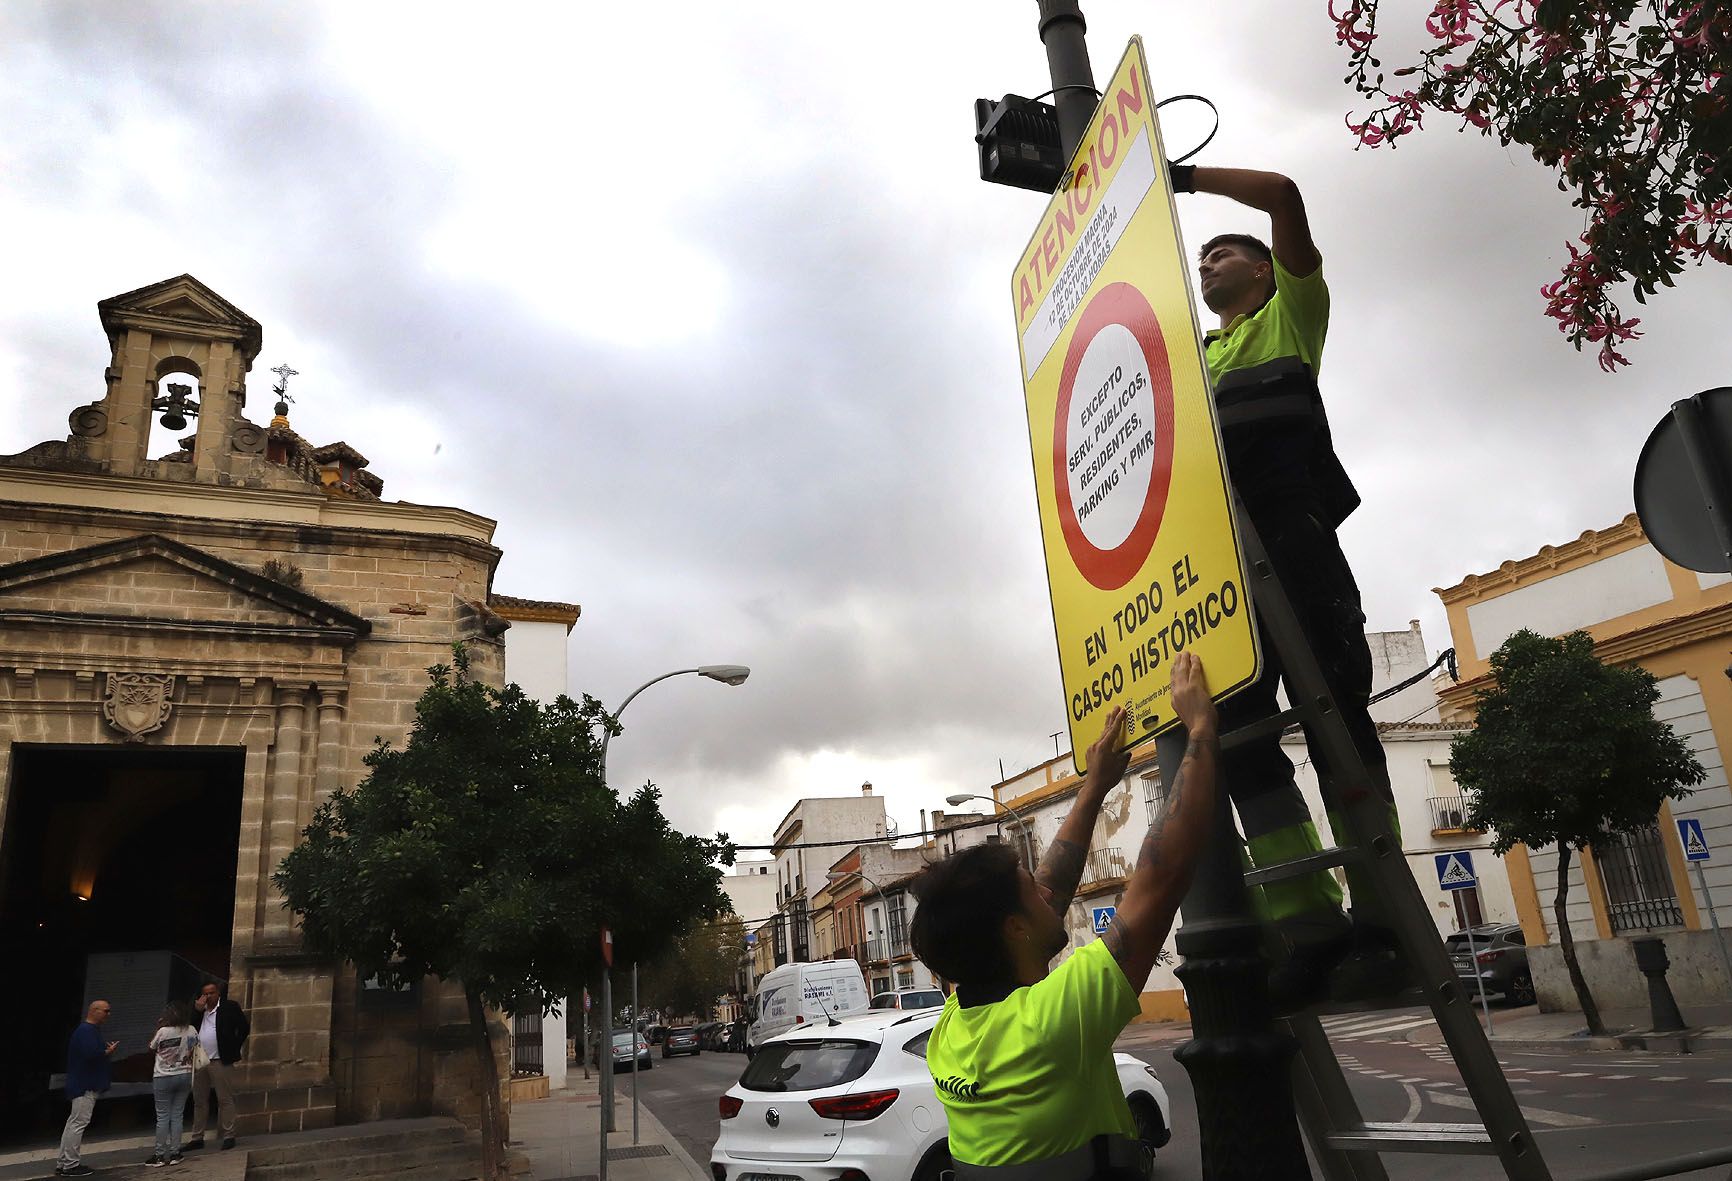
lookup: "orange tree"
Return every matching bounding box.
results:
[274,648,730,1178]
[1329,0,1730,369]
[1450,630,1702,1033]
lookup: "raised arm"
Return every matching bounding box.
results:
[1101,653,1220,990]
[1189,167,1321,279]
[1035,705,1132,918]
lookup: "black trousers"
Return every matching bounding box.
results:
[1218,495,1393,923]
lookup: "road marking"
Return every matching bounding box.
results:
[1525,1070,1558,1075]
[1710,1077,1732,1084]
[1651,1076,1686,1082]
[1428,1090,1598,1128]
[1323,1016,1441,1039]
[1559,1072,1591,1078]
[1400,1084,1422,1124]
[1398,1077,1429,1084]
[1602,1074,1633,1080]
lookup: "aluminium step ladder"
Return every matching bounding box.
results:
[1155,506,1552,1181]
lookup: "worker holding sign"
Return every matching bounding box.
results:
[1169,163,1396,1007]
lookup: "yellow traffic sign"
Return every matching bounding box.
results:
[1013,36,1257,771]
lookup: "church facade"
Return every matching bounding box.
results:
[0,276,573,1135]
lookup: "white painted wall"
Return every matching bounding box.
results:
[502,618,570,701]
[501,615,572,1088]
[1465,544,1673,658]
[723,862,778,927]
[1653,675,1732,933]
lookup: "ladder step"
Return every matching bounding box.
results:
[1220,704,1310,750]
[1325,1122,1496,1155]
[1244,845,1364,887]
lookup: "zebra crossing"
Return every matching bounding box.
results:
[1312,1007,1439,1043]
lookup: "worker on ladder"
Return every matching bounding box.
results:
[1170,161,1399,1009]
[907,655,1218,1181]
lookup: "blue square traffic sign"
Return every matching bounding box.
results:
[1091,905,1117,935]
[1434,852,1477,890]
[1678,817,1710,862]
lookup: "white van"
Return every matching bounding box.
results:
[748,960,870,1051]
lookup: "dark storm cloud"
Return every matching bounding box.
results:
[5,1,1730,842]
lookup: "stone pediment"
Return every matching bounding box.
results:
[0,534,368,641]
[97,274,262,359]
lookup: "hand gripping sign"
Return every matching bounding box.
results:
[1013,37,1258,771]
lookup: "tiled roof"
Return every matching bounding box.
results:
[488,593,581,630]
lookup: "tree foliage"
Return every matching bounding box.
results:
[638,916,748,1022]
[1450,629,1702,1030]
[1329,0,1731,370]
[274,649,732,1173]
[1452,629,1702,851]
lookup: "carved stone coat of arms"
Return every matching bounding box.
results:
[103,673,176,740]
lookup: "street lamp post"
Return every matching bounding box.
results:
[945,792,1035,868]
[596,663,749,1162]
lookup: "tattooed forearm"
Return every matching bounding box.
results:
[1035,837,1088,916]
[1104,730,1220,983]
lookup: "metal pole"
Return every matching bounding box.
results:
[1464,921,1494,1035]
[1164,721,1311,1178]
[631,962,640,1145]
[1035,0,1099,159]
[1696,861,1732,989]
[600,968,612,1180]
[581,991,590,1081]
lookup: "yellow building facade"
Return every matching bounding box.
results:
[1436,515,1732,1009]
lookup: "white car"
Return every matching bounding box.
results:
[711,1009,1172,1181]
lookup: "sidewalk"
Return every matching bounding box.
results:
[511,1072,706,1181]
[1400,1001,1732,1053]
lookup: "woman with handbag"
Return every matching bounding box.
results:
[146,1001,200,1167]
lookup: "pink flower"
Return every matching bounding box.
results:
[1426,0,1477,47]
[1329,0,1376,53]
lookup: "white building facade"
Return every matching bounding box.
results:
[496,596,580,1089]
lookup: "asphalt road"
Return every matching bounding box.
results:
[638,1012,1732,1179]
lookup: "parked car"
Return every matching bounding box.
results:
[869,988,945,1012]
[694,1021,723,1050]
[749,960,872,1052]
[645,1024,669,1046]
[595,1031,652,1071]
[662,1027,700,1058]
[712,1009,1171,1181]
[1447,923,1535,1005]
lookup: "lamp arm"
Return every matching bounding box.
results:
[600,668,699,779]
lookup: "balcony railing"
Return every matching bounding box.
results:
[1428,795,1483,835]
[865,933,911,963]
[1080,846,1131,892]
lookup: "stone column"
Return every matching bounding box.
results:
[309,684,347,825]
[264,686,308,942]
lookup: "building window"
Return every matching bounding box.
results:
[897,968,915,989]
[1143,777,1164,824]
[1596,823,1685,932]
[887,894,909,954]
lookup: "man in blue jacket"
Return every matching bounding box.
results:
[56,999,118,1177]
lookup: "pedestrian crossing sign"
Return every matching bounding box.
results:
[1434,852,1476,890]
[1092,905,1117,935]
[1678,817,1710,862]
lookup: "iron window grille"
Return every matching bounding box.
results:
[1596,822,1685,933]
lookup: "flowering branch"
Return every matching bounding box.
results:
[1330,0,1731,370]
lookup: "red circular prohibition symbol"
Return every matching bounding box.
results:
[1052,282,1177,591]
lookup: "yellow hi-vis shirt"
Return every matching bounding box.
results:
[926,941,1141,1166]
[1203,254,1329,381]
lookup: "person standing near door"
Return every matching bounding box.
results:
[187,981,249,1151]
[146,1002,199,1167]
[55,1000,118,1177]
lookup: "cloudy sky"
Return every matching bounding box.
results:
[5,2,1729,871]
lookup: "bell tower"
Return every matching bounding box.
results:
[74,275,266,480]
